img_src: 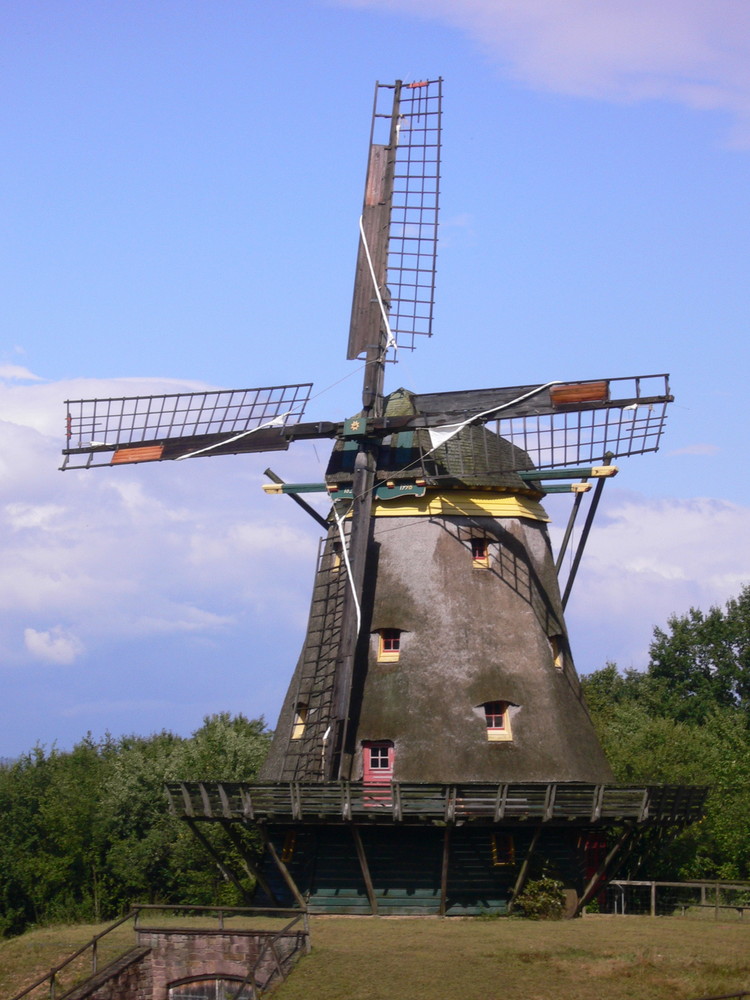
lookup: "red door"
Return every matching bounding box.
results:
[362,741,394,805]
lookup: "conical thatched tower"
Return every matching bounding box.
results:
[260,388,613,789]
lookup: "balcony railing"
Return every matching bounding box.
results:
[165,781,707,827]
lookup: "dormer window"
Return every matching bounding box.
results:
[549,635,564,671]
[483,701,513,742]
[470,537,490,568]
[291,703,307,740]
[377,629,402,662]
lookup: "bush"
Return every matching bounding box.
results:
[514,877,566,920]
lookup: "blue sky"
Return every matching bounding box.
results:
[2,0,750,756]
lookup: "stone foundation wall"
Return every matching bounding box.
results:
[65,930,305,1000]
[139,930,259,998]
[65,947,152,1000]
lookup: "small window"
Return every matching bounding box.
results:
[281,830,297,863]
[369,746,391,770]
[377,629,401,662]
[490,833,515,867]
[549,636,564,671]
[470,537,490,568]
[484,701,513,742]
[291,703,307,740]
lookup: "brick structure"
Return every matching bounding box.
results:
[64,929,306,1000]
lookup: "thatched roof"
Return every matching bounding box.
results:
[326,388,543,495]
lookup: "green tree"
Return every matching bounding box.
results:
[0,714,272,937]
[99,730,188,910]
[175,713,272,781]
[166,714,273,905]
[648,585,750,723]
[583,627,750,881]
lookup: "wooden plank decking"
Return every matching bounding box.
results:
[165,781,707,827]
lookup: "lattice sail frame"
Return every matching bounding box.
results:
[404,374,672,476]
[493,373,671,468]
[62,383,313,469]
[380,79,442,352]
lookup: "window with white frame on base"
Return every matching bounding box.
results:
[483,700,513,742]
[376,628,402,662]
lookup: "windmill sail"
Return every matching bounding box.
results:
[410,373,673,468]
[61,382,313,468]
[347,79,442,361]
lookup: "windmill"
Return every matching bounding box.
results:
[62,79,704,916]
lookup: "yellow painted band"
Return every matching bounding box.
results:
[370,491,549,522]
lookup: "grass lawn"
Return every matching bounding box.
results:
[274,915,750,1000]
[2,914,749,1000]
[0,921,135,1000]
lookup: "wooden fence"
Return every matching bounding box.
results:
[601,880,750,919]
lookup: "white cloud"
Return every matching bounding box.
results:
[0,365,43,382]
[136,606,235,636]
[5,503,66,531]
[561,492,750,671]
[337,0,750,142]
[668,443,721,456]
[60,698,177,719]
[24,626,84,665]
[0,376,320,670]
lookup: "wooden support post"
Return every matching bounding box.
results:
[650,880,656,917]
[555,482,586,574]
[185,819,252,902]
[574,825,633,917]
[494,784,509,822]
[439,825,452,917]
[268,940,285,981]
[561,452,613,609]
[351,826,379,915]
[508,826,543,914]
[257,825,308,910]
[330,448,375,780]
[264,468,329,530]
[220,820,281,906]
